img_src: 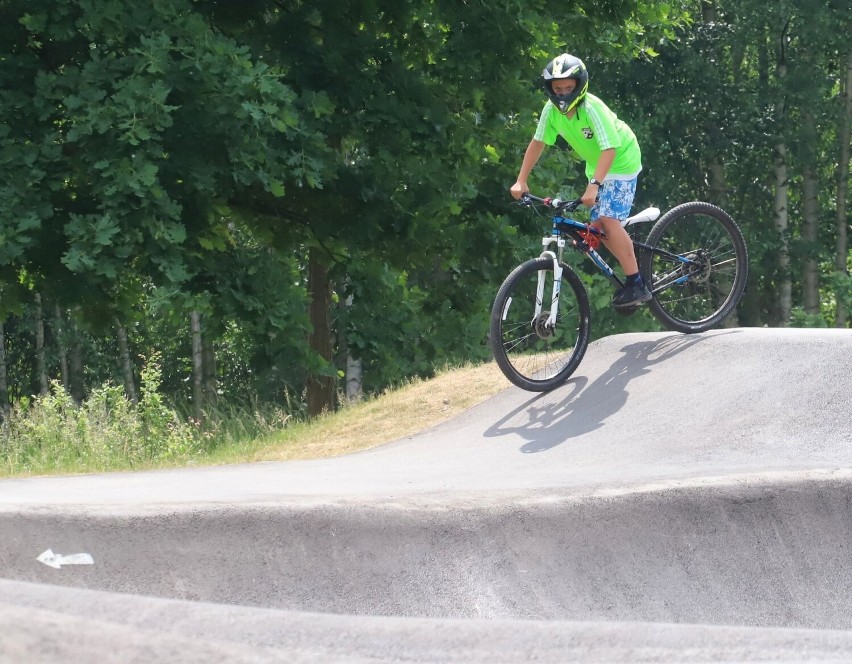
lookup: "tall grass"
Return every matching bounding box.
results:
[1,360,507,477]
[0,356,291,477]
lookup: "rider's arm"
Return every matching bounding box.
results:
[510,139,546,199]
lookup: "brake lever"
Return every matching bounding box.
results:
[551,198,581,212]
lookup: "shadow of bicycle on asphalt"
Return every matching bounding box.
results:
[484,331,739,453]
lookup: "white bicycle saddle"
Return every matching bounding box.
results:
[622,207,661,227]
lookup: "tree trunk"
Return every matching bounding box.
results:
[772,141,792,323]
[307,248,336,417]
[34,293,49,396]
[703,0,741,328]
[202,336,217,407]
[0,321,9,417]
[342,294,363,402]
[701,0,728,208]
[115,318,138,405]
[53,304,69,391]
[708,159,728,208]
[772,29,792,325]
[707,157,742,327]
[836,46,852,327]
[346,354,362,402]
[69,311,85,403]
[190,311,204,421]
[801,165,820,315]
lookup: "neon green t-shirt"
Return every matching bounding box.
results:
[533,93,642,181]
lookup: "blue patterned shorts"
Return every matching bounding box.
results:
[590,177,638,222]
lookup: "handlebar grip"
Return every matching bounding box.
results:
[520,192,548,205]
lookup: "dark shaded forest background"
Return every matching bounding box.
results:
[0,0,849,418]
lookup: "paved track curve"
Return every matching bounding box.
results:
[2,327,851,662]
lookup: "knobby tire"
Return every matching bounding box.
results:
[640,202,749,334]
[490,257,591,392]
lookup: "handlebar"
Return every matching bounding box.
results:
[519,193,583,212]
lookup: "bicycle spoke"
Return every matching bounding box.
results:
[641,202,748,333]
[490,258,591,391]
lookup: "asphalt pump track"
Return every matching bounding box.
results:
[2,327,852,662]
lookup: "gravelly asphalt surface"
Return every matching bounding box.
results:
[2,327,851,662]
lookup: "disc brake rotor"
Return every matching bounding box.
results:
[682,250,711,284]
[532,312,555,339]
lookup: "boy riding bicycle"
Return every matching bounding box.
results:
[510,53,651,310]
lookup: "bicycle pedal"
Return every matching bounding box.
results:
[613,303,642,316]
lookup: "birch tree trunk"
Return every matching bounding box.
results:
[115,318,138,405]
[0,321,9,417]
[202,336,217,407]
[836,47,852,327]
[34,293,49,396]
[344,296,363,402]
[772,25,792,324]
[801,165,820,315]
[772,141,792,323]
[53,304,69,391]
[190,311,204,421]
[346,354,362,402]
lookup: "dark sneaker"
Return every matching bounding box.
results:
[612,282,652,309]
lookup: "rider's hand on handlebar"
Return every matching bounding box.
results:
[580,183,599,208]
[510,181,528,200]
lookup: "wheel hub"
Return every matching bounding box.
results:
[683,250,711,284]
[532,312,555,339]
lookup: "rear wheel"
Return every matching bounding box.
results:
[490,257,590,392]
[640,202,748,333]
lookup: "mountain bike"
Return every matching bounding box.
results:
[490,194,749,392]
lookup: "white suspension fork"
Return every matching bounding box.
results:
[538,235,566,328]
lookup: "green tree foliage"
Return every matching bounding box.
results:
[594,0,850,328]
[0,0,326,408]
[1,0,698,415]
[0,0,324,306]
[203,0,690,396]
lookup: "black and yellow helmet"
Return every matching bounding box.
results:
[542,54,589,114]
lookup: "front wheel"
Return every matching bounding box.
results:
[640,201,749,334]
[490,257,591,392]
